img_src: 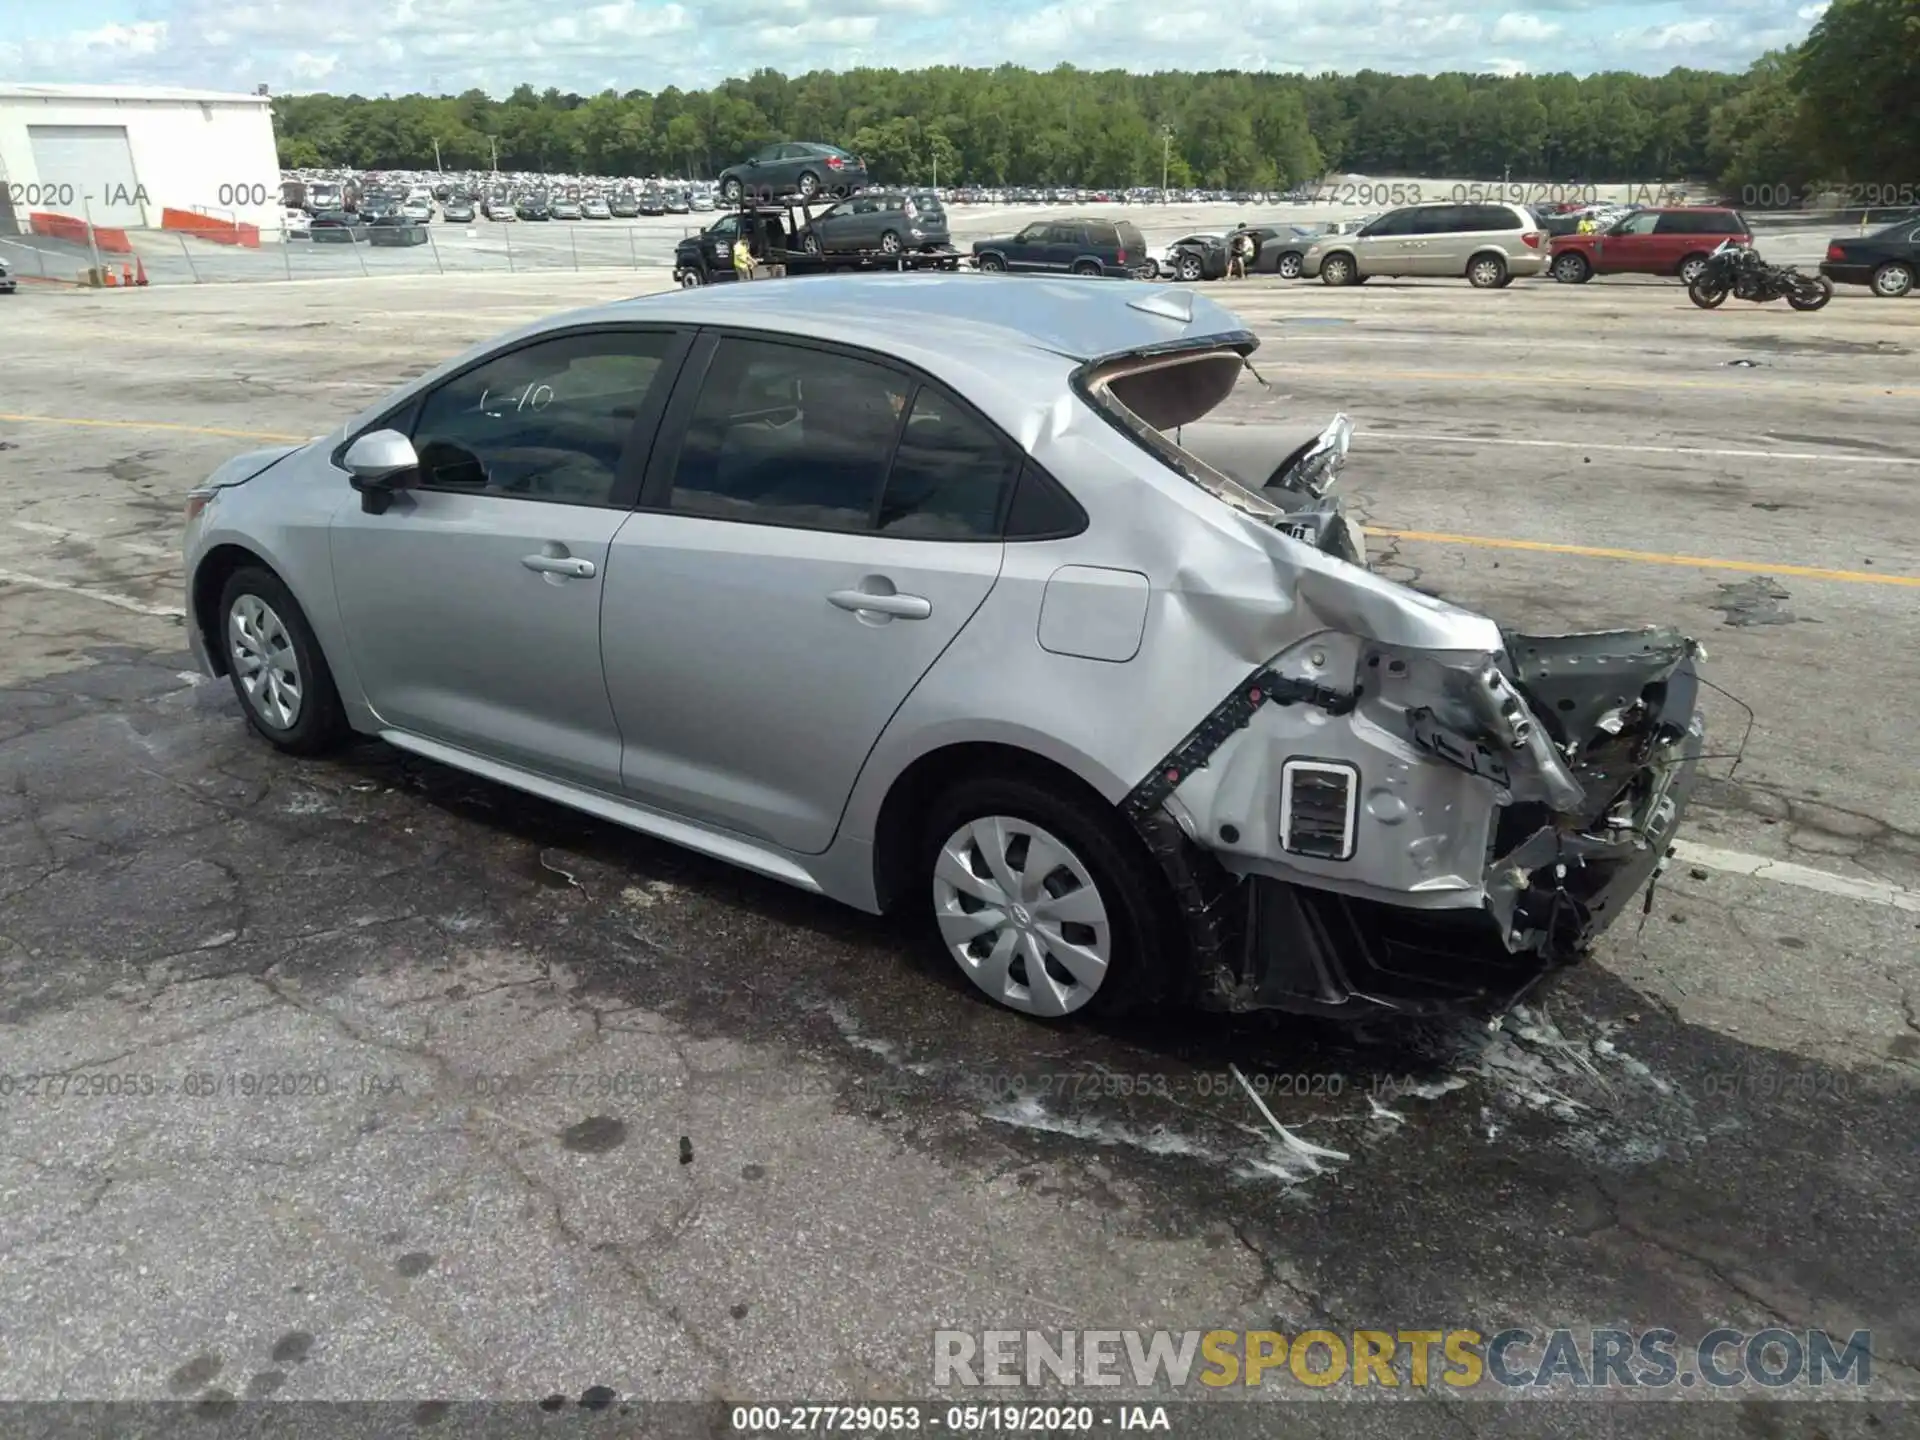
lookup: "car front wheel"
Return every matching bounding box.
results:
[976,253,1006,272]
[921,775,1174,1020]
[218,566,349,755]
[1552,252,1591,283]
[719,177,743,204]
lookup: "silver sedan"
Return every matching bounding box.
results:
[183,275,1705,1023]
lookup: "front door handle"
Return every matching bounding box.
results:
[522,554,596,578]
[828,588,931,620]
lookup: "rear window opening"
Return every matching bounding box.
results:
[1078,347,1283,522]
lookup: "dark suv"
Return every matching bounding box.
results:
[718,142,870,204]
[971,218,1152,278]
[1549,207,1751,285]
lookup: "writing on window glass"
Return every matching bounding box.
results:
[479,381,555,416]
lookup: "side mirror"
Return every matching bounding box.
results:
[342,429,418,514]
[1265,413,1353,497]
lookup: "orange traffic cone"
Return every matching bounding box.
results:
[104,266,118,286]
[135,255,149,286]
[121,263,134,287]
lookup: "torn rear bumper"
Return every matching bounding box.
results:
[1125,630,1707,1018]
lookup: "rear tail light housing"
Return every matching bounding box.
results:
[1116,247,1127,263]
[1826,242,1845,261]
[1522,230,1542,248]
[826,155,844,170]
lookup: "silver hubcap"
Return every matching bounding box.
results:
[228,593,302,729]
[1877,267,1912,296]
[1473,260,1502,285]
[1682,263,1703,283]
[882,233,899,252]
[1326,260,1349,282]
[932,815,1111,1018]
[1280,255,1300,277]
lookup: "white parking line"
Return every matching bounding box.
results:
[1361,431,1920,467]
[1672,839,1920,914]
[11,520,175,558]
[0,568,184,618]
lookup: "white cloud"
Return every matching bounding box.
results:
[0,0,1832,96]
[1491,12,1560,42]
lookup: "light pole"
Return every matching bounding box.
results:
[1160,124,1174,200]
[489,136,499,175]
[433,137,444,173]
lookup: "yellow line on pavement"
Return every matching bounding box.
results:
[0,413,308,442]
[1311,367,1920,396]
[1369,527,1920,586]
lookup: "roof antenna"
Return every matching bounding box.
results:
[1243,356,1271,388]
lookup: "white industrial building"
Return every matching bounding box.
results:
[0,83,280,236]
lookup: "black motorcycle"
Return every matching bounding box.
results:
[1688,239,1833,311]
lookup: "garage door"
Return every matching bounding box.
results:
[27,125,147,227]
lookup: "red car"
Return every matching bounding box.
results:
[1548,207,1751,285]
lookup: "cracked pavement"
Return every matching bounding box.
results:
[1,271,1916,1435]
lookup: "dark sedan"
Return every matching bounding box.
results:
[308,210,364,243]
[514,196,551,221]
[795,191,951,256]
[1820,216,1920,298]
[365,215,430,247]
[0,258,15,294]
[718,142,868,204]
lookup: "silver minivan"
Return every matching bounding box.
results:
[1302,202,1548,287]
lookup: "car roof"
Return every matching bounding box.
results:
[602,273,1248,363]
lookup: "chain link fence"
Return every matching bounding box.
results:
[2,220,699,288]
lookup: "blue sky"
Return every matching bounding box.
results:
[1,0,1825,96]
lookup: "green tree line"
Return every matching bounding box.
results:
[271,1,1914,197]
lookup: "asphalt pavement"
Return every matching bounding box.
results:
[0,265,1914,1435]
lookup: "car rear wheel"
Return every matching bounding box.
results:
[797,171,821,201]
[921,775,1174,1021]
[1071,260,1101,277]
[879,229,902,254]
[719,177,743,204]
[1551,252,1591,283]
[801,231,822,255]
[1319,253,1356,286]
[1467,254,1508,288]
[1871,261,1915,298]
[1276,251,1303,279]
[1677,253,1712,286]
[218,566,349,755]
[977,253,1006,272]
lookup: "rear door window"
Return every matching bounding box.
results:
[876,386,1022,539]
[666,338,910,532]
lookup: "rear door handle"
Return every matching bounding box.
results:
[828,589,931,620]
[522,554,596,578]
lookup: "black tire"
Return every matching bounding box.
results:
[1870,261,1915,298]
[719,177,743,205]
[217,566,350,755]
[1787,276,1833,311]
[1071,259,1102,277]
[1276,251,1303,279]
[1467,253,1508,288]
[1319,252,1357,286]
[1551,252,1590,284]
[918,773,1178,1021]
[976,252,1006,272]
[1176,252,1202,282]
[1688,280,1729,309]
[797,171,821,201]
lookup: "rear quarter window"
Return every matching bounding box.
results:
[1116,223,1147,254]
